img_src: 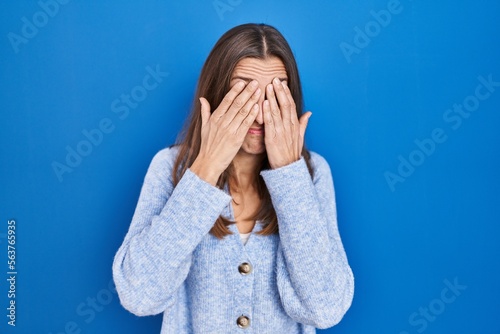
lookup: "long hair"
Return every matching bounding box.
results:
[172,23,314,239]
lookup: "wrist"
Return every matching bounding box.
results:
[269,156,301,170]
[190,158,222,186]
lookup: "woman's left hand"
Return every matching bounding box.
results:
[263,78,312,169]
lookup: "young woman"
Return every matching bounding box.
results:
[113,23,354,333]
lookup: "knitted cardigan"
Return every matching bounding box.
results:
[113,146,354,333]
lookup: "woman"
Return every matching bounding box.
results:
[113,23,354,333]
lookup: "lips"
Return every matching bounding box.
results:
[248,128,264,135]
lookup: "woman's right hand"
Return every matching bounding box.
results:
[190,80,262,186]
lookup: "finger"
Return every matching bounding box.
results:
[211,81,246,120]
[266,84,283,129]
[199,97,211,128]
[229,88,262,131]
[263,99,276,138]
[236,103,260,135]
[272,77,292,124]
[281,81,298,125]
[223,80,260,122]
[299,111,312,140]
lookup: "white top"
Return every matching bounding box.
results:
[239,232,252,245]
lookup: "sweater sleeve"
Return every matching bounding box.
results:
[112,148,232,316]
[260,153,354,329]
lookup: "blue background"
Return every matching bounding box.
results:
[1,1,499,333]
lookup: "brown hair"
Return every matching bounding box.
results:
[172,23,314,239]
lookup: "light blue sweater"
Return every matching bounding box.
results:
[113,146,354,333]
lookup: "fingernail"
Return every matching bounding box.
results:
[273,77,280,84]
[250,80,258,88]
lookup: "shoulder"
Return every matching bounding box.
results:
[306,150,336,187]
[307,150,333,176]
[146,144,181,179]
[150,144,180,166]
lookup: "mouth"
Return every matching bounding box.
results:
[248,127,264,135]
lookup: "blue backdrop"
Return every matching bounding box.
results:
[1,1,499,333]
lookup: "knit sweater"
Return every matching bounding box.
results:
[112,146,354,333]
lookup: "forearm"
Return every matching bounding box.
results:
[113,164,231,316]
[261,155,354,327]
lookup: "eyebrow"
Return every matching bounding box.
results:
[231,76,288,83]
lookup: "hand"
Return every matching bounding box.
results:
[263,78,312,169]
[190,80,262,185]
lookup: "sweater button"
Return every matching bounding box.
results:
[236,315,250,328]
[238,262,252,275]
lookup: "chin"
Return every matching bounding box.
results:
[240,145,266,156]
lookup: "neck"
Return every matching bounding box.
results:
[231,151,265,191]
